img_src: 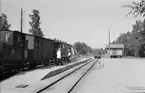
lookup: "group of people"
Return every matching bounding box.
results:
[56,48,71,65]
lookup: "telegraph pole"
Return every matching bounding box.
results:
[20,8,23,33]
[0,0,2,14]
[20,8,24,60]
[109,27,110,58]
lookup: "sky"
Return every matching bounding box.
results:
[0,0,144,48]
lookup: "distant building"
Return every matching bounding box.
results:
[105,44,124,58]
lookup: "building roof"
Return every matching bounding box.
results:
[105,44,124,49]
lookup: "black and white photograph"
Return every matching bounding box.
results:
[0,0,145,93]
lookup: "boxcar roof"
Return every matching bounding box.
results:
[1,30,54,41]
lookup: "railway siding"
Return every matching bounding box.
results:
[41,58,91,80]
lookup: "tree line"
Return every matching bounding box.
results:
[112,0,145,57]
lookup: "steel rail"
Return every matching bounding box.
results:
[37,58,94,93]
[68,59,98,93]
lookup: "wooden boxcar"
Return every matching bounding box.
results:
[41,38,54,65]
[24,34,55,68]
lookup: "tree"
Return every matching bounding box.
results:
[0,13,11,31]
[29,9,44,37]
[122,0,145,57]
[132,20,142,35]
[73,42,92,55]
[123,0,145,43]
[123,0,145,17]
[138,20,145,57]
[138,42,145,57]
[139,19,145,42]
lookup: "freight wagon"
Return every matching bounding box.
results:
[24,34,55,68]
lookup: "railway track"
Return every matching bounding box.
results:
[36,58,98,93]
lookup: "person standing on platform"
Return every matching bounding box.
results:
[67,49,71,63]
[57,48,62,65]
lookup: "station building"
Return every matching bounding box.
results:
[105,44,124,58]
